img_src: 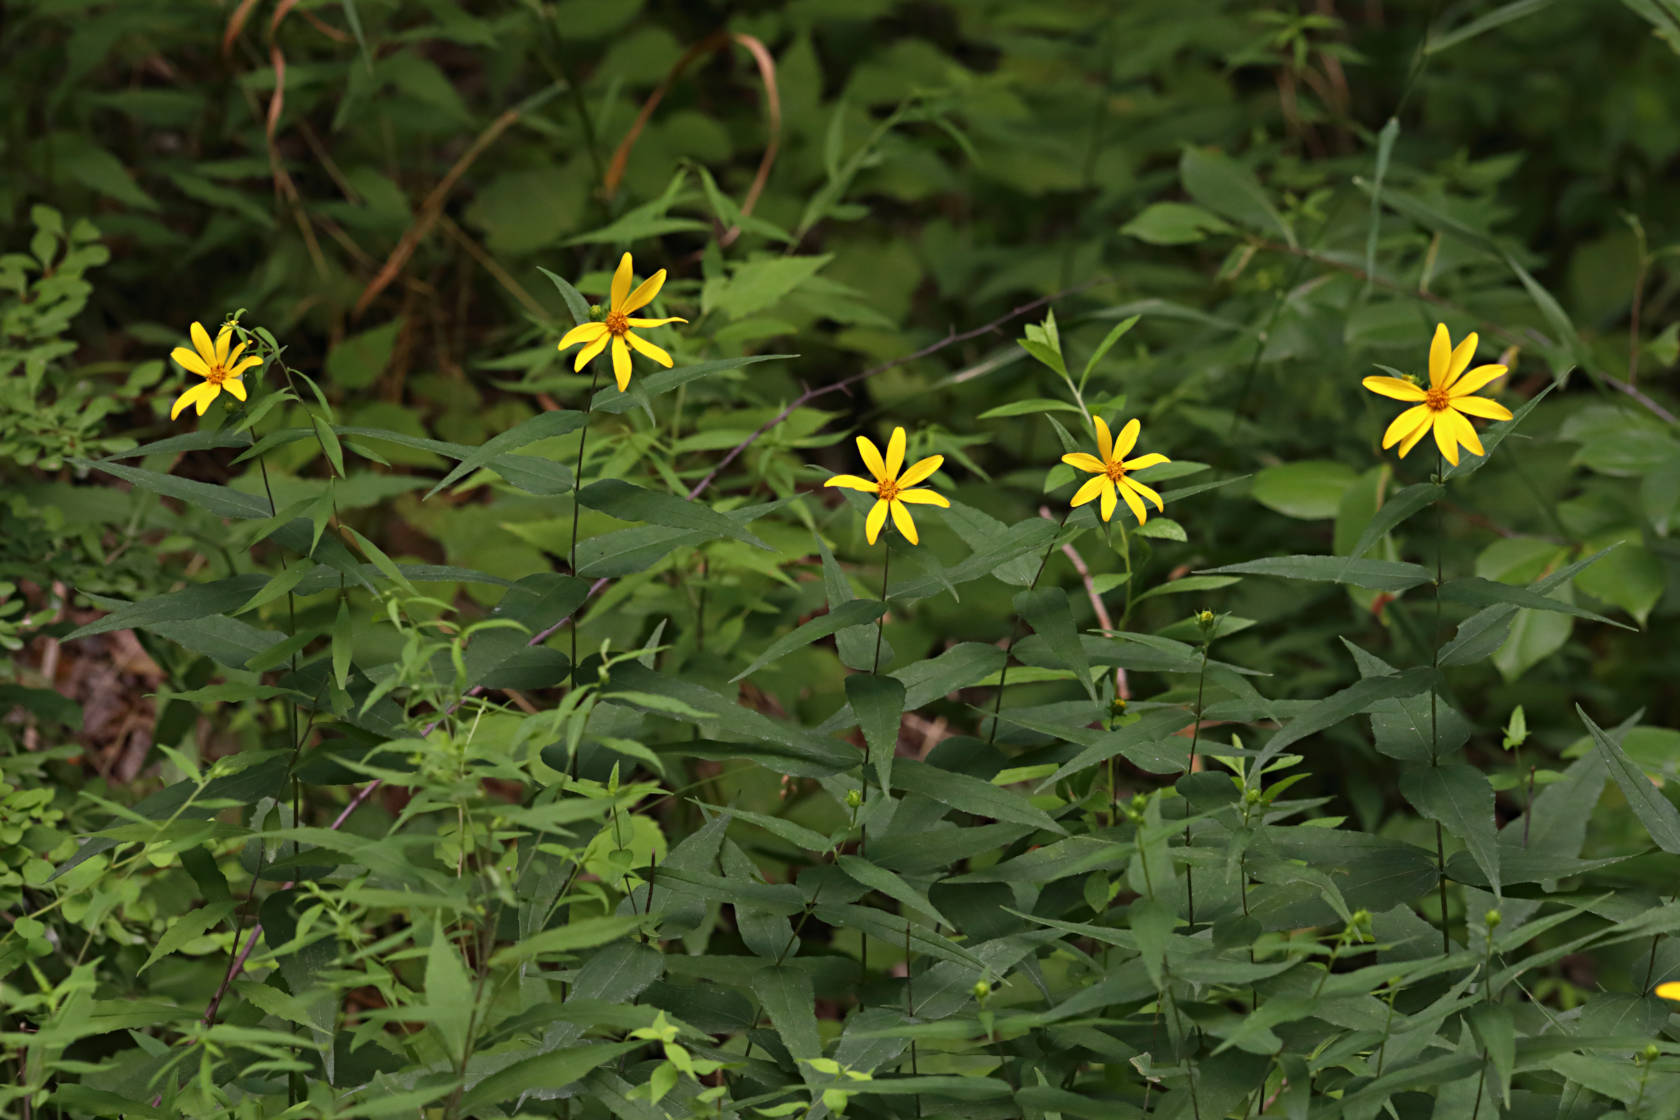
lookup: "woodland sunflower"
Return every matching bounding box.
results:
[825,427,947,545]
[1362,323,1512,466]
[169,321,260,421]
[1062,416,1170,525]
[557,252,688,392]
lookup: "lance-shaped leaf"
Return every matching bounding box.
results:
[579,479,770,550]
[1400,762,1500,896]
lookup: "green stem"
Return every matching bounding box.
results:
[1185,633,1211,927]
[1431,451,1449,954]
[987,510,1071,744]
[859,547,890,979]
[568,364,604,681]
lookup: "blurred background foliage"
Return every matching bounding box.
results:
[5,0,1680,1115]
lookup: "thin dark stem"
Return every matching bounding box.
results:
[1431,451,1449,954]
[569,365,604,679]
[859,547,890,979]
[1185,637,1210,927]
[987,511,1069,744]
[871,547,890,676]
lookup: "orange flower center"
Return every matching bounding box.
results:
[605,310,630,337]
[204,363,228,386]
[1425,386,1450,411]
[877,478,901,502]
[1104,460,1126,482]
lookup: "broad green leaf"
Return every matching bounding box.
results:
[1400,763,1500,896]
[457,1042,640,1113]
[836,854,948,927]
[1578,705,1680,854]
[893,759,1065,835]
[591,354,793,415]
[846,673,904,794]
[1200,555,1434,592]
[1439,576,1629,628]
[425,410,586,498]
[536,265,593,326]
[818,533,887,670]
[1339,482,1441,565]
[732,600,886,683]
[1181,146,1294,246]
[1121,202,1234,245]
[80,459,272,520]
[976,397,1086,420]
[705,254,832,319]
[1015,587,1096,701]
[1251,460,1357,520]
[750,966,822,1061]
[578,479,770,550]
[325,318,402,390]
[490,914,646,966]
[139,901,235,975]
[425,917,474,1061]
[1256,667,1439,769]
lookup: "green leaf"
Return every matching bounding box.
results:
[976,397,1087,420]
[1121,202,1234,245]
[330,599,353,690]
[1081,314,1141,385]
[750,966,822,1061]
[1256,667,1439,769]
[1400,763,1500,896]
[1340,482,1442,565]
[578,479,770,550]
[139,901,235,975]
[80,459,272,520]
[425,410,586,498]
[846,673,904,794]
[836,854,949,927]
[424,917,475,1062]
[1578,705,1680,854]
[818,533,885,670]
[457,1042,640,1113]
[536,265,594,326]
[490,914,646,966]
[893,759,1065,835]
[1346,640,1471,762]
[1251,460,1358,520]
[325,318,403,390]
[1439,576,1631,628]
[1181,146,1294,246]
[1200,555,1434,592]
[732,601,886,683]
[706,255,833,319]
[1444,383,1556,480]
[591,354,794,415]
[1015,587,1095,701]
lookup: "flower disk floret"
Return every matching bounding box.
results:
[557,252,688,392]
[825,426,948,546]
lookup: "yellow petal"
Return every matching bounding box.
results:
[856,436,886,481]
[1449,364,1508,398]
[626,331,673,368]
[222,375,247,402]
[170,380,216,421]
[1444,331,1479,388]
[622,269,667,314]
[610,253,633,311]
[1117,479,1146,524]
[1451,395,1513,421]
[227,340,248,366]
[559,321,609,350]
[896,487,949,507]
[1382,404,1432,449]
[884,427,906,480]
[611,336,632,392]
[228,355,263,378]
[1100,478,1119,522]
[1071,474,1108,508]
[1439,407,1484,460]
[626,316,687,328]
[171,346,211,378]
[1112,418,1140,461]
[1362,376,1427,402]
[897,454,943,489]
[1062,452,1105,473]
[1656,981,1680,1002]
[190,322,216,366]
[1397,416,1432,457]
[865,499,889,545]
[825,474,878,492]
[1093,416,1113,463]
[573,331,609,371]
[1428,323,1451,388]
[1432,411,1463,466]
[214,325,234,366]
[1123,476,1164,512]
[1122,452,1170,471]
[889,499,919,545]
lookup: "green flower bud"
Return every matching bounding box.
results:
[588,302,605,319]
[1484,909,1502,929]
[972,980,991,1000]
[845,789,862,810]
[1196,609,1215,628]
[1643,1043,1662,1063]
[1244,788,1262,805]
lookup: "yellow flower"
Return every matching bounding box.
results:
[1061,416,1170,525]
[1657,982,1680,1001]
[1362,323,1513,466]
[825,427,948,545]
[556,252,688,392]
[169,321,259,421]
